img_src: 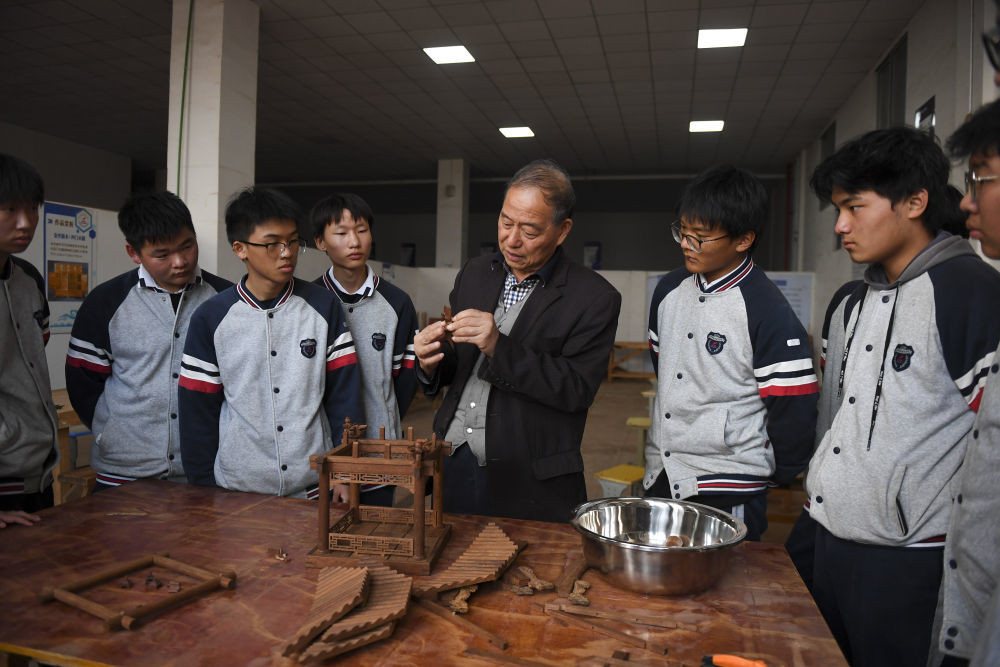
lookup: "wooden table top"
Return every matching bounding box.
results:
[0,481,844,666]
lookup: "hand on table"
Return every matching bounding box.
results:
[0,510,41,529]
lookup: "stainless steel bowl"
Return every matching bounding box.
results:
[570,497,747,596]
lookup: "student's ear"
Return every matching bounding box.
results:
[735,231,756,253]
[314,236,328,252]
[232,240,249,261]
[904,189,929,220]
[125,243,143,266]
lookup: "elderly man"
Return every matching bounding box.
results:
[415,159,621,523]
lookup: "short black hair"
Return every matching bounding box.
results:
[506,159,575,223]
[309,193,375,241]
[947,98,1000,160]
[224,187,302,245]
[0,153,44,207]
[811,126,951,234]
[678,164,768,251]
[117,191,195,250]
[939,184,970,238]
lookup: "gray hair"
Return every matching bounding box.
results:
[505,159,575,224]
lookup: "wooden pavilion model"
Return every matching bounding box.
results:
[309,419,451,575]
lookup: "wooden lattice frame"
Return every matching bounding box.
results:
[311,419,450,563]
[39,552,236,631]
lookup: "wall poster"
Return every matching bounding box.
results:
[43,202,96,330]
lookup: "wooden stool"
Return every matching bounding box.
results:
[625,416,651,464]
[595,464,645,498]
[58,466,97,503]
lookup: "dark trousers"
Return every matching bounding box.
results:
[784,508,817,592]
[645,470,767,541]
[442,443,490,516]
[812,523,942,667]
[0,485,54,512]
[360,484,395,507]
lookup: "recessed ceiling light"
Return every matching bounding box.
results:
[423,46,475,64]
[689,120,725,133]
[500,126,534,138]
[697,28,747,49]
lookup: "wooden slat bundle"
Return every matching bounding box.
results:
[280,566,370,657]
[299,566,411,661]
[412,523,519,596]
[296,621,396,662]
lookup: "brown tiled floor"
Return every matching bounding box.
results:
[401,377,800,545]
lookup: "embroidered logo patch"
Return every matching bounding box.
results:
[371,332,387,351]
[892,344,914,371]
[705,332,727,355]
[300,338,317,359]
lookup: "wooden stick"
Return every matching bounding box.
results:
[152,554,236,589]
[318,456,330,554]
[49,588,124,629]
[414,597,508,649]
[544,600,699,632]
[462,647,547,665]
[546,610,668,655]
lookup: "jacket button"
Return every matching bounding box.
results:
[947,627,958,637]
[944,639,955,650]
[174,332,180,338]
[815,496,823,503]
[687,333,693,339]
[268,313,274,319]
[957,494,963,504]
[349,307,354,313]
[865,344,873,351]
[273,387,279,393]
[665,451,671,457]
[281,464,287,471]
[676,373,682,379]
[974,430,979,438]
[173,373,178,378]
[169,454,174,460]
[833,447,840,454]
[848,397,855,404]
[271,350,277,356]
[674,493,680,499]
[170,413,177,419]
[949,559,957,569]
[993,364,999,373]
[673,484,679,490]
[882,295,891,303]
[699,296,706,303]
[277,425,283,432]
[665,413,671,419]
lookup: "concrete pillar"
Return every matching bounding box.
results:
[167,0,259,279]
[435,159,470,268]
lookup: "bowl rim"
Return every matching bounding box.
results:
[570,496,748,553]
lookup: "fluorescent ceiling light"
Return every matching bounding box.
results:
[697,28,747,48]
[500,126,534,138]
[689,120,725,133]
[423,45,474,64]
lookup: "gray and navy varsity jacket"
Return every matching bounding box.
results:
[645,257,818,502]
[807,233,1000,547]
[0,256,58,495]
[178,277,362,498]
[65,266,231,485]
[314,266,418,439]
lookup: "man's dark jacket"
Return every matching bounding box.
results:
[425,248,621,522]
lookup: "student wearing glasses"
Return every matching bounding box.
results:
[802,127,1000,667]
[929,99,1000,667]
[178,187,361,498]
[644,164,818,542]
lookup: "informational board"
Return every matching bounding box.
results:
[43,202,97,330]
[765,271,814,334]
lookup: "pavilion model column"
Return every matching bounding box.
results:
[167,0,259,279]
[435,159,470,268]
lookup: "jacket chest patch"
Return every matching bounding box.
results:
[892,343,914,371]
[300,338,317,358]
[371,332,387,351]
[705,332,727,355]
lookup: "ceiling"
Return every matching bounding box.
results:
[0,0,924,183]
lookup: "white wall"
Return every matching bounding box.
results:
[0,121,131,211]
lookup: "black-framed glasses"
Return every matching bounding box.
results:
[670,221,728,253]
[965,171,1000,203]
[984,24,1000,72]
[242,239,305,257]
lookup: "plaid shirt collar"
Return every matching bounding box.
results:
[498,246,561,311]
